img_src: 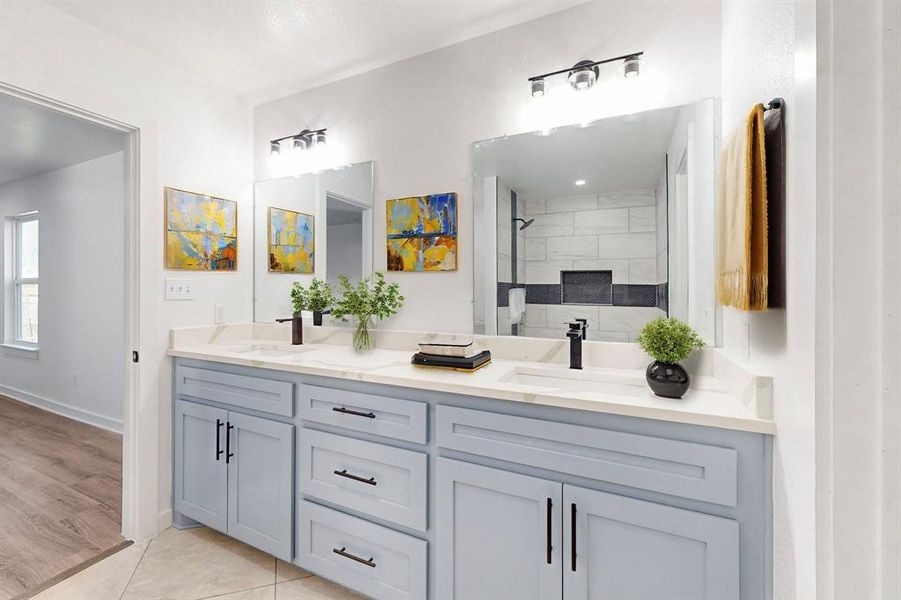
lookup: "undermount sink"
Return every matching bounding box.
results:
[500,366,646,396]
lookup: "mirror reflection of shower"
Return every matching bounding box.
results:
[513,218,534,230]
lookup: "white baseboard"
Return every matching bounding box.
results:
[0,383,123,433]
[158,508,173,531]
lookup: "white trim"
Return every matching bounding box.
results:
[0,382,123,433]
[0,83,144,540]
[0,342,39,358]
[158,509,173,531]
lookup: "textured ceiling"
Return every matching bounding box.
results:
[47,0,584,104]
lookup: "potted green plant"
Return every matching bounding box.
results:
[290,278,336,326]
[636,317,705,399]
[331,272,404,352]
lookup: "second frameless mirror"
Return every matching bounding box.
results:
[253,161,374,323]
[473,99,717,344]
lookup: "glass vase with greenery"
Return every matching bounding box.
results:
[291,278,336,325]
[636,317,705,399]
[331,273,404,352]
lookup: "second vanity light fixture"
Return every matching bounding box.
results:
[528,52,643,97]
[269,128,328,154]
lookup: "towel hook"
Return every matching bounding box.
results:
[766,97,784,110]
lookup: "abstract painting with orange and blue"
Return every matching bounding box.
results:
[165,187,237,271]
[269,207,314,273]
[386,193,457,271]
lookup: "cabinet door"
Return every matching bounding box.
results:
[563,485,739,600]
[174,400,228,531]
[226,412,294,561]
[436,458,562,600]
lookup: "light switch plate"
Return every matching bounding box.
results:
[165,277,194,300]
[214,304,226,324]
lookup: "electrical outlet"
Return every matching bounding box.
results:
[214,304,226,324]
[165,278,194,300]
[72,374,79,388]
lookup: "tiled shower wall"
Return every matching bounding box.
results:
[520,190,667,342]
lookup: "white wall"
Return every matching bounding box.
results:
[0,152,125,431]
[720,1,817,598]
[255,0,723,334]
[0,0,254,538]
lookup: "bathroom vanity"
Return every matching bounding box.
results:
[169,325,772,600]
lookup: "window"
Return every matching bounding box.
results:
[12,213,38,346]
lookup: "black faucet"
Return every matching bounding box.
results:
[575,318,588,341]
[276,313,303,345]
[566,322,583,370]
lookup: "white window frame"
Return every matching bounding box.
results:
[10,212,38,348]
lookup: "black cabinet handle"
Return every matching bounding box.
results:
[546,498,553,565]
[225,422,234,464]
[215,419,223,461]
[334,469,377,486]
[332,406,376,419]
[333,547,376,568]
[571,503,577,572]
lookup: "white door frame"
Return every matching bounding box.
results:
[0,83,143,540]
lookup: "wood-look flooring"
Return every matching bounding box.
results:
[0,395,123,600]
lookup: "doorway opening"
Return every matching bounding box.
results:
[325,192,371,288]
[0,86,139,598]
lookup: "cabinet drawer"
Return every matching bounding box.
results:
[300,429,428,532]
[175,366,294,417]
[298,384,427,444]
[297,500,427,600]
[436,405,738,507]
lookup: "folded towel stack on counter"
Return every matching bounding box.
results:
[411,336,491,372]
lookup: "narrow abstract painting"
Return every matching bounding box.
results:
[269,207,315,273]
[165,187,237,271]
[386,192,457,271]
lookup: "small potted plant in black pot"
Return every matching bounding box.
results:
[291,278,336,326]
[636,317,705,399]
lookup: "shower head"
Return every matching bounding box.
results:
[513,218,535,231]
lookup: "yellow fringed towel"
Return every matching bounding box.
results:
[716,104,768,310]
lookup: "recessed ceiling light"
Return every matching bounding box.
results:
[575,179,587,186]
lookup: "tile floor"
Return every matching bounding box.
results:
[33,526,367,600]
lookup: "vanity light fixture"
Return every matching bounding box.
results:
[623,55,641,78]
[269,127,328,154]
[528,51,643,95]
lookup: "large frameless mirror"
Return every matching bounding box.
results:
[253,161,374,323]
[473,99,717,344]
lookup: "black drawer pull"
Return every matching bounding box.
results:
[546,497,553,564]
[225,422,235,464]
[215,419,224,461]
[334,469,377,486]
[333,407,376,419]
[333,547,376,568]
[571,503,577,572]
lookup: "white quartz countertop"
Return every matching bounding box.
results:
[169,324,774,434]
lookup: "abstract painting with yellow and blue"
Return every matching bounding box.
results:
[165,187,237,271]
[386,192,457,272]
[269,207,315,273]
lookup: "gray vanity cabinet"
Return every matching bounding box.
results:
[174,398,294,561]
[174,400,228,531]
[563,485,739,600]
[435,459,563,600]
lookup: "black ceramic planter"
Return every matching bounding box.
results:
[646,361,690,399]
[313,311,324,326]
